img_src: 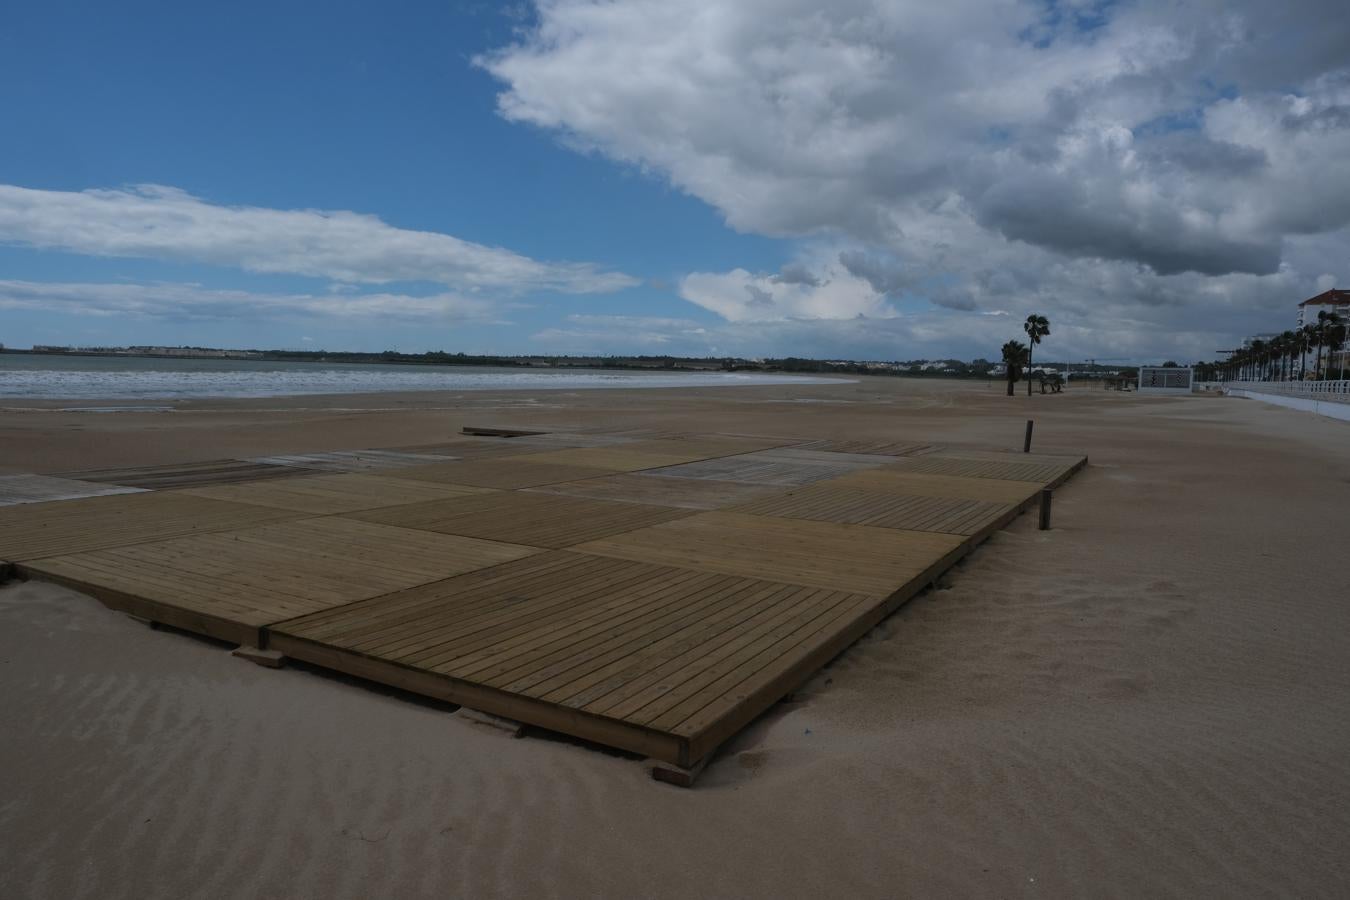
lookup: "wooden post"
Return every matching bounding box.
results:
[1023,419,1034,453]
[1039,490,1052,530]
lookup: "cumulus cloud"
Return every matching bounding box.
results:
[0,183,637,294]
[0,279,506,323]
[484,0,1350,354]
[680,254,898,322]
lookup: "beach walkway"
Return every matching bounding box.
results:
[0,429,1085,778]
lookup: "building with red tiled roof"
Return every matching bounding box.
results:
[1296,289,1350,329]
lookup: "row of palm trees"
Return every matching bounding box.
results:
[1001,314,1051,396]
[1218,310,1347,382]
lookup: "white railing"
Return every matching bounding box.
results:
[1224,380,1350,403]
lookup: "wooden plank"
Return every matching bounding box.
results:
[22,518,541,645]
[526,473,786,510]
[269,551,875,765]
[642,456,857,487]
[265,631,688,763]
[462,426,548,437]
[386,458,618,489]
[54,459,316,490]
[509,447,721,472]
[575,511,964,596]
[181,473,493,514]
[0,492,306,562]
[382,439,556,460]
[890,454,1080,484]
[348,491,695,548]
[0,474,146,507]
[790,439,935,457]
[678,534,976,764]
[825,468,1044,504]
[506,437,782,473]
[244,449,458,472]
[732,485,1015,535]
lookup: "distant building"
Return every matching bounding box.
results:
[1296,288,1350,328]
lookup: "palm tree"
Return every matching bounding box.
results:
[1321,311,1347,379]
[1277,330,1297,380]
[1022,314,1050,395]
[1300,324,1316,379]
[1313,310,1337,378]
[1247,339,1265,381]
[1001,340,1028,396]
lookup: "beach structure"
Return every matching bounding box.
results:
[0,428,1085,784]
[1137,366,1194,394]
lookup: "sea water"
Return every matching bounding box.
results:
[0,354,846,400]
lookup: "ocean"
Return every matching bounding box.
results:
[0,353,845,400]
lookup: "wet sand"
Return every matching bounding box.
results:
[2,376,1349,898]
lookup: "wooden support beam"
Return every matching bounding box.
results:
[456,707,527,738]
[231,645,287,668]
[649,754,711,788]
[461,426,549,438]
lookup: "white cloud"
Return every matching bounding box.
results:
[0,183,637,294]
[484,0,1350,355]
[0,279,507,323]
[679,258,896,322]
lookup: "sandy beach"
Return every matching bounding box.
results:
[3,376,1349,898]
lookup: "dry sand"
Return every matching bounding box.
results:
[2,377,1349,898]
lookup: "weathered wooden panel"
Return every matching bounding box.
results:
[576,511,965,596]
[733,485,1015,535]
[387,458,618,489]
[182,473,493,514]
[22,518,541,645]
[0,492,304,562]
[0,474,146,507]
[349,491,694,548]
[527,473,785,510]
[245,449,457,472]
[57,459,316,489]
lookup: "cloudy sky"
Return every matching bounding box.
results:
[3,1,1348,362]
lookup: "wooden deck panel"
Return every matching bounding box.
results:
[732,485,1015,535]
[0,492,305,562]
[270,552,878,765]
[507,437,792,473]
[526,472,786,509]
[789,439,936,457]
[575,511,966,596]
[245,449,458,472]
[748,447,900,466]
[181,473,493,514]
[386,458,619,489]
[0,474,146,507]
[348,491,696,548]
[825,468,1045,504]
[20,518,541,645]
[55,459,318,489]
[892,455,1077,484]
[384,439,556,460]
[642,452,878,487]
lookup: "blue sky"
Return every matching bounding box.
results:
[2,1,1346,362]
[0,1,783,354]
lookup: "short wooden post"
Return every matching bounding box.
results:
[1023,419,1034,453]
[1038,490,1052,530]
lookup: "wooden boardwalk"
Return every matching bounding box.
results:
[2,431,1086,775]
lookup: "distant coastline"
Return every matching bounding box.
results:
[0,345,1129,379]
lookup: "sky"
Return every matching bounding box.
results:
[2,0,1348,363]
